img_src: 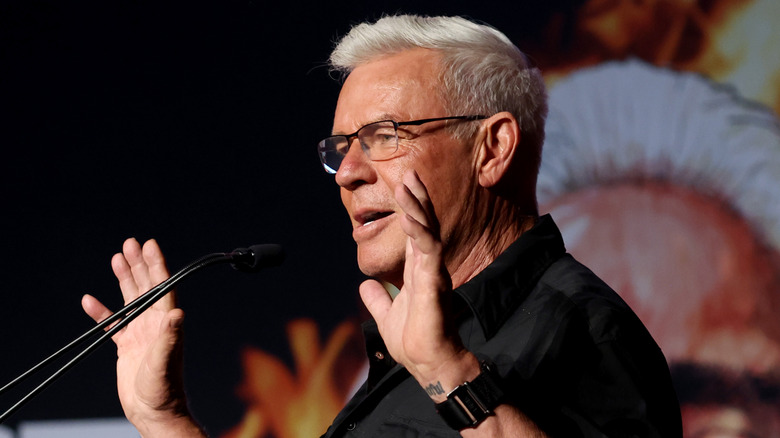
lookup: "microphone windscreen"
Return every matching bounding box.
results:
[231,244,285,273]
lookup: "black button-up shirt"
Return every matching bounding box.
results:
[322,215,682,437]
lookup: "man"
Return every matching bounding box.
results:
[82,15,682,437]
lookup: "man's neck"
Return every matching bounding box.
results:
[448,214,537,289]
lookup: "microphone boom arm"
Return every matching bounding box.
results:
[0,244,283,423]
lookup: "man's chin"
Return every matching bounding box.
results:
[356,249,404,285]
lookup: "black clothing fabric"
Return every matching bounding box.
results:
[322,215,682,437]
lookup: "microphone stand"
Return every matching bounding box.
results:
[0,245,283,423]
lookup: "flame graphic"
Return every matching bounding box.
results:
[221,318,364,438]
[689,0,780,112]
[539,0,779,114]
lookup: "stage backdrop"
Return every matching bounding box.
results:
[1,1,778,437]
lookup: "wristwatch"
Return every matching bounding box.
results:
[434,360,504,430]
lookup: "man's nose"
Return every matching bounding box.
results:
[335,139,376,189]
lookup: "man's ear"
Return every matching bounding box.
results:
[476,111,520,188]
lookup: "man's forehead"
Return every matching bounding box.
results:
[332,50,445,132]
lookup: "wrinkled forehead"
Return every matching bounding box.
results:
[332,49,447,132]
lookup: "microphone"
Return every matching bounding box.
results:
[0,243,284,423]
[229,244,285,273]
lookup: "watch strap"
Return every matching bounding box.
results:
[435,360,504,430]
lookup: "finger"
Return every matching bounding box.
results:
[141,239,176,309]
[82,294,124,342]
[124,237,155,293]
[112,249,142,304]
[396,186,441,256]
[396,184,428,231]
[404,170,439,230]
[402,234,448,296]
[359,279,393,324]
[395,170,437,232]
[142,239,170,283]
[81,293,113,324]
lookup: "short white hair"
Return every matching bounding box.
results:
[329,14,548,170]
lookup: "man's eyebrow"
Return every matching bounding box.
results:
[372,113,398,122]
[331,113,400,135]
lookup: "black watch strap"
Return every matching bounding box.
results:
[435,360,504,430]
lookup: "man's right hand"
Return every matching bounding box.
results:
[81,238,206,437]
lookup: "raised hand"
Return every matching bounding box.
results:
[81,238,204,436]
[359,170,479,398]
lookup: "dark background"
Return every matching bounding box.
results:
[0,1,581,434]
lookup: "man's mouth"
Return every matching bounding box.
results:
[359,211,394,226]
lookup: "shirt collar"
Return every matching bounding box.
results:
[454,214,567,340]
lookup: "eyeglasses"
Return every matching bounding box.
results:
[317,115,487,174]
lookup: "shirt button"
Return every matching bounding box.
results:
[374,351,385,360]
[346,422,357,430]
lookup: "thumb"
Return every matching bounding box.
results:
[144,308,186,384]
[359,279,393,322]
[135,308,187,411]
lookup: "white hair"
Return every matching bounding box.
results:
[538,59,780,250]
[329,14,548,168]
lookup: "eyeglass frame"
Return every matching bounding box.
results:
[317,115,487,174]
